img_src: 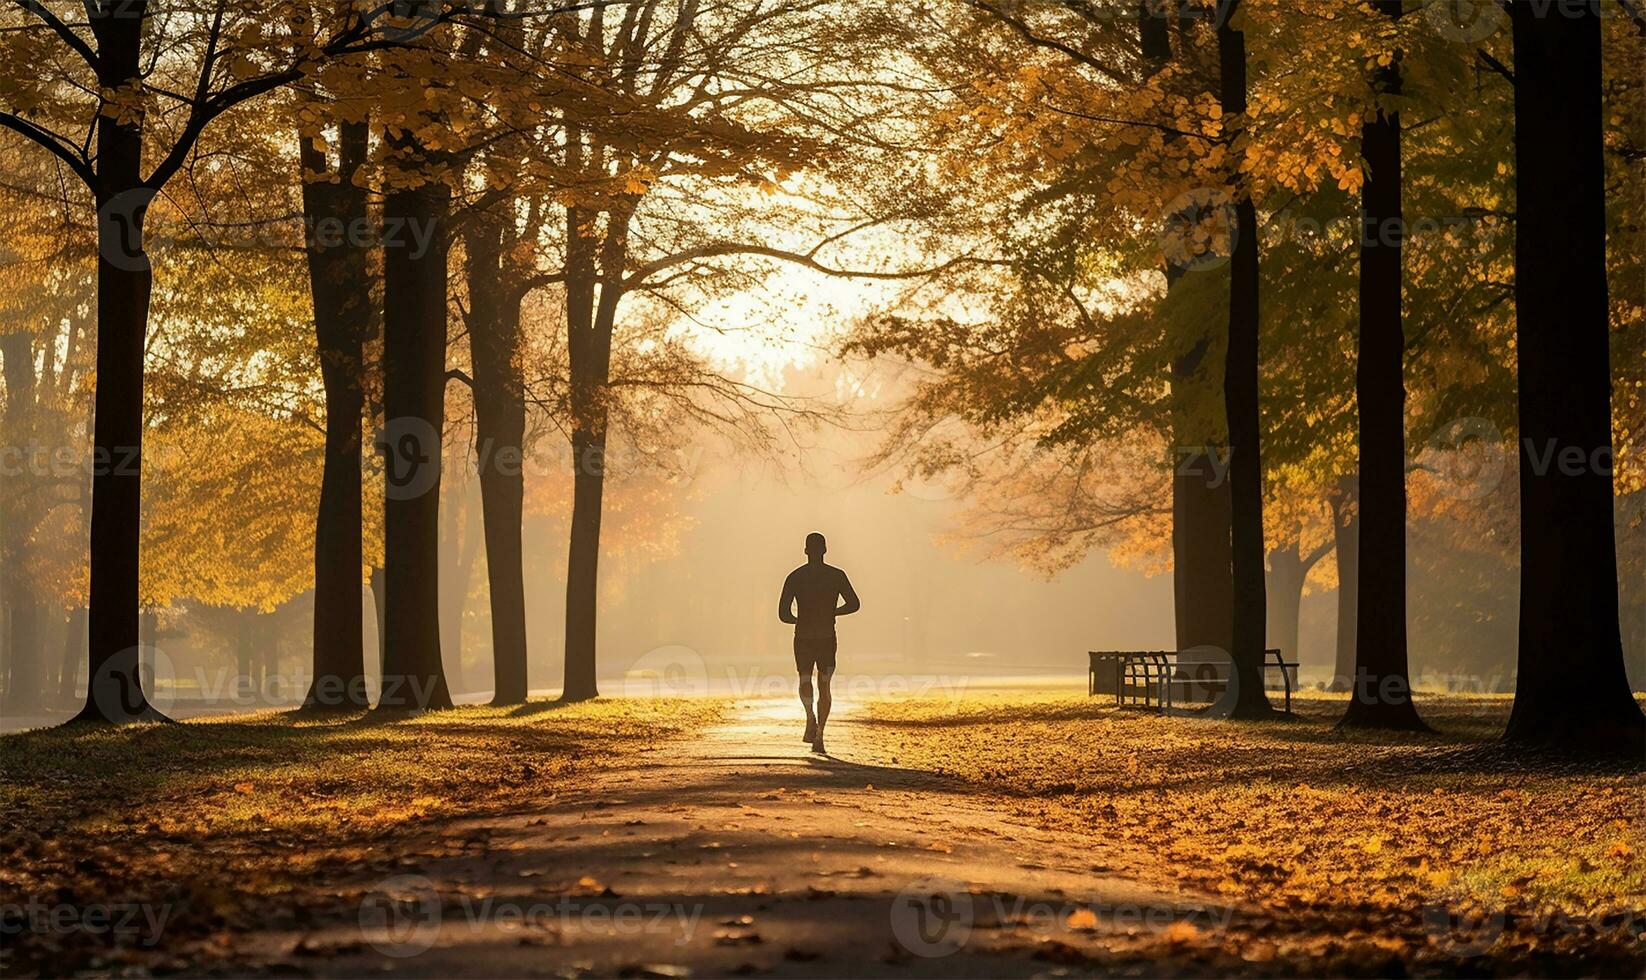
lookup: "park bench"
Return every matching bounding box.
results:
[1088,648,1298,714]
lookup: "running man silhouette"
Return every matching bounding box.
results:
[778,532,860,754]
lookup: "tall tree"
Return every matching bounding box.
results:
[463,200,534,704]
[1149,1,1236,663]
[0,1,462,724]
[544,0,839,701]
[377,147,455,712]
[1502,2,1645,748]
[1341,0,1425,730]
[298,117,374,711]
[1217,0,1271,718]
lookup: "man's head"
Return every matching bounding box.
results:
[804,532,827,559]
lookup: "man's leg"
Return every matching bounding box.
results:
[811,636,837,753]
[798,668,817,742]
[816,667,833,735]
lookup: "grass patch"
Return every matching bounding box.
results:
[853,692,1645,968]
[0,698,725,970]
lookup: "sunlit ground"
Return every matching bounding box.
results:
[853,692,1646,966]
[0,699,728,971]
[2,691,1641,975]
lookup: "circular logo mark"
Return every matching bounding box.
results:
[376,417,441,501]
[1159,187,1238,273]
[1420,417,1507,500]
[622,645,709,698]
[890,876,973,958]
[1165,645,1236,719]
[97,187,159,273]
[359,874,442,957]
[378,0,443,43]
[893,469,953,503]
[1425,0,1507,43]
[87,644,177,721]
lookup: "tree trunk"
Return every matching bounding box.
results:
[235,613,255,701]
[1,331,41,714]
[1217,0,1272,718]
[262,628,280,702]
[301,121,372,712]
[1328,477,1359,691]
[437,465,478,696]
[465,209,530,705]
[57,607,86,708]
[75,4,165,724]
[1145,0,1235,666]
[1503,3,1644,748]
[1265,545,1304,668]
[377,174,453,712]
[1342,0,1424,730]
[560,204,629,703]
[5,596,41,712]
[369,565,387,672]
[1172,425,1235,657]
[563,437,605,702]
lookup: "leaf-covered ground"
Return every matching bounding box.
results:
[0,699,726,974]
[851,692,1646,974]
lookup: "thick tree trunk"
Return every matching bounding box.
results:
[465,212,530,705]
[1172,431,1235,657]
[377,175,453,712]
[75,5,165,724]
[300,121,372,712]
[1503,4,1644,748]
[1329,478,1360,692]
[1217,0,1272,718]
[1343,0,1424,730]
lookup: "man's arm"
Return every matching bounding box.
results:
[778,571,799,624]
[835,571,861,617]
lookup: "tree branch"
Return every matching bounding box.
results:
[14,0,99,68]
[627,244,1004,289]
[0,112,96,186]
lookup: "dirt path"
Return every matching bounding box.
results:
[253,699,1230,978]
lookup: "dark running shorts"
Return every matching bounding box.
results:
[794,635,838,675]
